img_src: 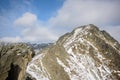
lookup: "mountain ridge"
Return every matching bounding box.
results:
[26,24,120,80]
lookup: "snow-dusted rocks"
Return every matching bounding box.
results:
[26,24,120,80]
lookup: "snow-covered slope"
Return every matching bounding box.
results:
[26,24,120,80]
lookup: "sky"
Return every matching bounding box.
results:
[0,0,120,43]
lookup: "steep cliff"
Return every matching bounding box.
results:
[27,24,120,80]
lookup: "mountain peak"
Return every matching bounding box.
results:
[72,24,99,36]
[26,24,120,80]
[73,24,98,31]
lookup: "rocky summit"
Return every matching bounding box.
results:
[0,43,35,80]
[26,24,120,80]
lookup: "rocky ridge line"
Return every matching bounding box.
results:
[26,24,120,80]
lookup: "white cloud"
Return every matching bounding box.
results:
[11,12,57,43]
[22,27,58,42]
[14,12,37,27]
[0,36,22,43]
[49,0,120,28]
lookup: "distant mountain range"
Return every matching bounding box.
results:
[26,42,52,50]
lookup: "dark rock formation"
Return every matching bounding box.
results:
[0,42,35,80]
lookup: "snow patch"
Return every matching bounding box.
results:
[74,28,82,37]
[26,53,50,80]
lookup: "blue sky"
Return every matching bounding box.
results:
[0,0,64,37]
[0,0,120,43]
[0,0,64,20]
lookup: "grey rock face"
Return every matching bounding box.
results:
[0,42,35,80]
[27,24,120,80]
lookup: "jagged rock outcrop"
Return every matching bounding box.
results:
[27,24,120,80]
[0,42,35,80]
